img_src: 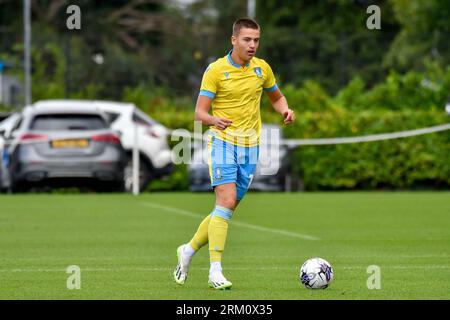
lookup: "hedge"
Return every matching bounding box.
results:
[127,67,450,191]
[286,108,450,190]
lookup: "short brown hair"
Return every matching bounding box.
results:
[232,18,260,36]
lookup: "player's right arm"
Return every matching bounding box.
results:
[195,96,232,130]
[195,63,232,130]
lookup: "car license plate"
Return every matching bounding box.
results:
[51,139,89,148]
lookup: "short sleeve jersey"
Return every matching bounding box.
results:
[199,50,278,147]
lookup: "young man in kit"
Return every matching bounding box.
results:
[174,18,295,290]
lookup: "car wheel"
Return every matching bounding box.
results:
[124,155,152,193]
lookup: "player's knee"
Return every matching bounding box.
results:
[218,196,237,211]
[215,185,237,210]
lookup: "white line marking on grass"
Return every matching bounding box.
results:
[329,254,450,259]
[1,254,449,262]
[0,267,172,273]
[340,265,450,270]
[0,265,449,273]
[140,201,320,241]
[1,288,450,294]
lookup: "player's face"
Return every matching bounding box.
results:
[231,28,260,62]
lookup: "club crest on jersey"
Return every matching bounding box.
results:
[224,72,229,79]
[253,67,262,78]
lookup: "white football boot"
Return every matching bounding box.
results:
[208,270,232,290]
[173,244,193,285]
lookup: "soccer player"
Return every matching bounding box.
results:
[174,18,295,290]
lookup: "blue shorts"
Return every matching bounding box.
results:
[208,134,259,201]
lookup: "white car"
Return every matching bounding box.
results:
[0,112,21,190]
[0,133,3,190]
[0,112,21,138]
[26,100,173,192]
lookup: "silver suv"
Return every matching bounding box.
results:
[28,100,174,192]
[5,105,126,192]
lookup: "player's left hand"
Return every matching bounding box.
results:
[283,109,295,125]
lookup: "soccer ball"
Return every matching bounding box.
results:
[300,257,334,289]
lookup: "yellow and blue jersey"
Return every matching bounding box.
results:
[199,50,278,147]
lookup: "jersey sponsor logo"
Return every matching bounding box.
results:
[253,67,262,78]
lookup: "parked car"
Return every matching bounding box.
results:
[0,112,21,141]
[0,112,21,191]
[0,133,4,191]
[0,112,12,122]
[188,124,292,192]
[30,100,173,192]
[6,104,126,193]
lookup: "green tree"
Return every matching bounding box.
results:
[384,0,450,71]
[257,0,400,93]
[0,0,202,102]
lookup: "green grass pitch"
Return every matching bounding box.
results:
[0,192,449,299]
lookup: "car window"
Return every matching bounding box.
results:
[0,113,20,131]
[104,112,120,124]
[132,110,156,126]
[10,116,23,133]
[30,114,107,131]
[0,113,11,122]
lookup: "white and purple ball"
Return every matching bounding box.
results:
[300,257,334,289]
